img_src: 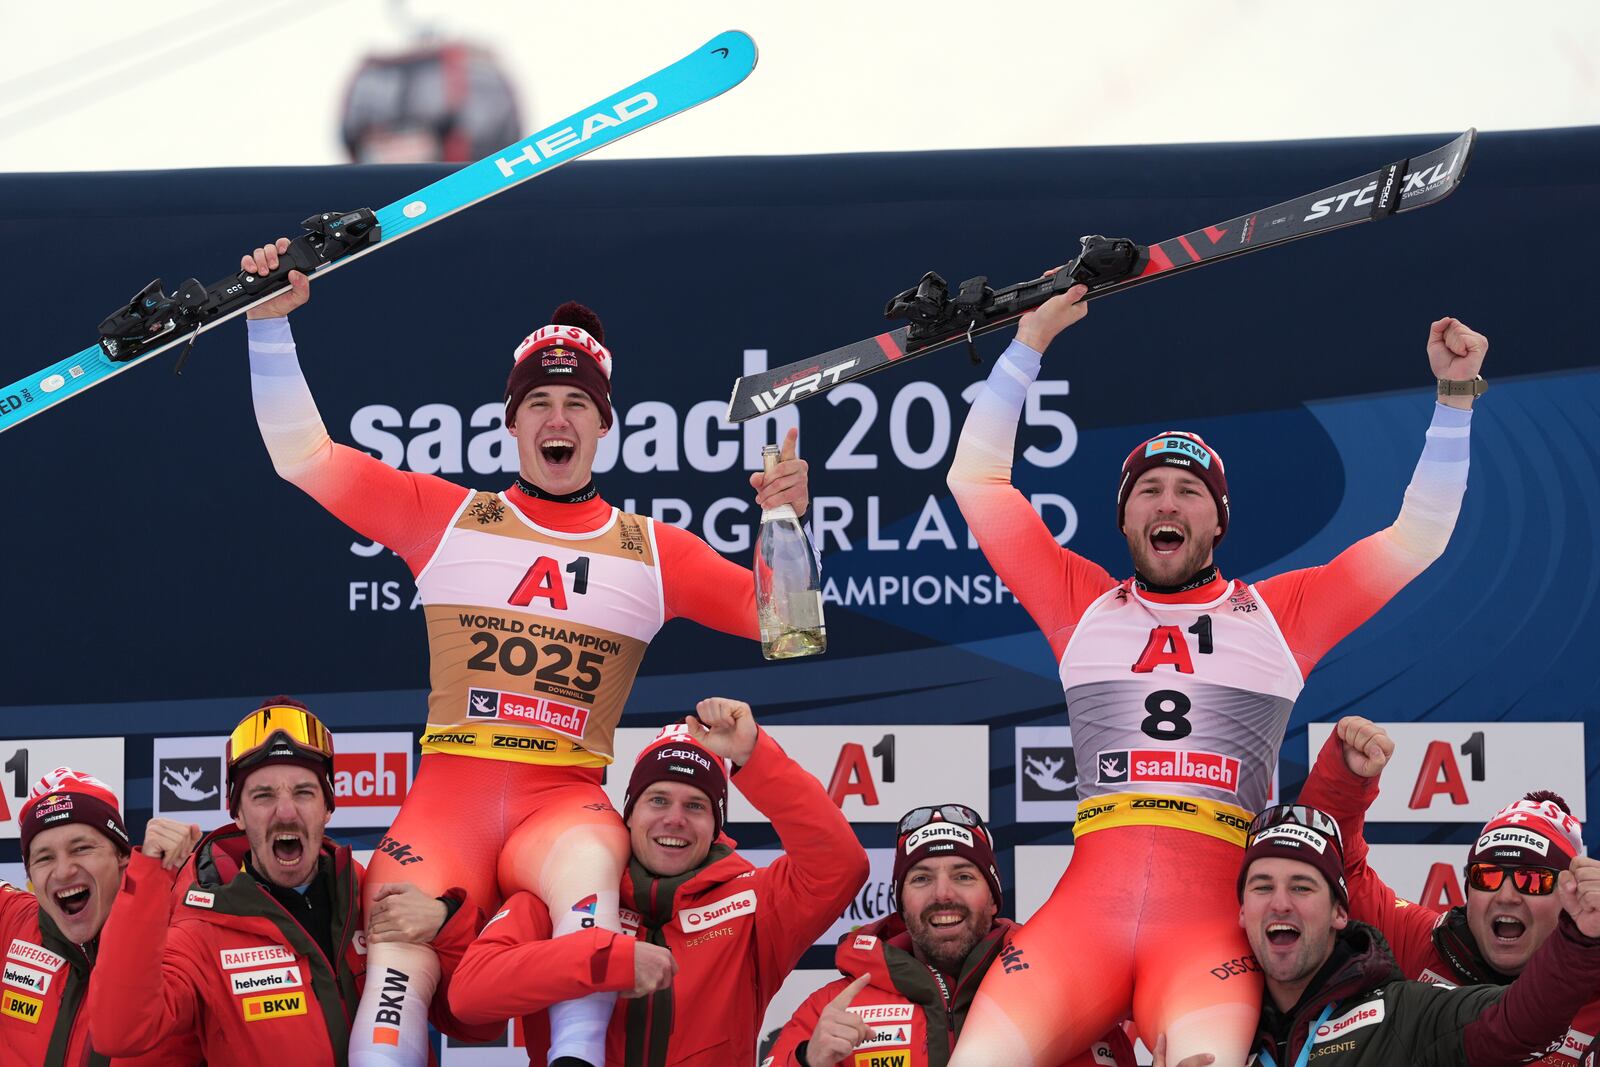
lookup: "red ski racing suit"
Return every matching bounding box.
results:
[944,338,1472,1066]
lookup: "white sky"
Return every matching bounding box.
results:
[1,0,1596,172]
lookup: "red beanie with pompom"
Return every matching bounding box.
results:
[504,301,613,428]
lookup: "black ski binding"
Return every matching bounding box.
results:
[884,235,1143,353]
[98,208,380,364]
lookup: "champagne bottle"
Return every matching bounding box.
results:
[754,443,826,660]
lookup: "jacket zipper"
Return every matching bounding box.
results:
[929,966,954,1051]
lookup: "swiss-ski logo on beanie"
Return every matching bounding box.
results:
[1117,429,1231,544]
[1470,796,1583,868]
[20,766,130,861]
[892,812,1002,911]
[623,722,729,835]
[505,302,615,428]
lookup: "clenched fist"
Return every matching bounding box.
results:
[1334,716,1394,780]
[686,697,759,766]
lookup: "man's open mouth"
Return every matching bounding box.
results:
[925,907,970,930]
[272,833,305,865]
[1491,916,1527,944]
[1149,524,1187,556]
[541,439,576,467]
[653,835,690,851]
[1265,922,1301,947]
[54,884,91,916]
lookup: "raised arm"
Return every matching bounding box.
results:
[1298,719,1442,968]
[947,285,1115,656]
[1455,859,1600,1066]
[84,849,205,1057]
[687,698,868,1005]
[242,239,470,573]
[1258,318,1488,673]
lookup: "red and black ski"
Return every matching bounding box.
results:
[726,129,1475,423]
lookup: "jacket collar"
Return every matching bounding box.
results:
[1431,904,1513,985]
[1258,922,1404,1051]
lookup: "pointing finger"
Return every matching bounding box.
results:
[828,973,871,1011]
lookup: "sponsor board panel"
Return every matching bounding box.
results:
[1365,845,1476,911]
[0,863,26,889]
[745,847,896,947]
[154,732,414,830]
[153,736,230,829]
[1305,723,1585,823]
[1014,845,1073,923]
[0,737,125,841]
[1016,726,1077,823]
[607,726,988,823]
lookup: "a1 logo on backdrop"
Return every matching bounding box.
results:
[0,738,125,841]
[1305,722,1587,822]
[605,725,989,823]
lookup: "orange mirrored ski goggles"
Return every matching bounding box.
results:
[225,705,335,768]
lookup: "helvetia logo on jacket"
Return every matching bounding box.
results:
[572,893,598,930]
[229,966,303,996]
[678,889,756,931]
[2,961,52,995]
[242,991,307,1021]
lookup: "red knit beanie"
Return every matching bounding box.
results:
[1116,430,1230,544]
[622,724,729,837]
[1468,792,1583,869]
[19,767,131,865]
[504,302,614,428]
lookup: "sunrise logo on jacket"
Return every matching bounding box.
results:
[679,890,756,931]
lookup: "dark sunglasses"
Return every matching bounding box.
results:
[1467,863,1559,897]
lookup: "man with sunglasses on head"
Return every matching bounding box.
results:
[89,697,492,1065]
[945,283,1489,1067]
[448,697,868,1065]
[765,805,1134,1067]
[1297,715,1598,1065]
[1170,804,1600,1067]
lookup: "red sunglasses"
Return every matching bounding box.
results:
[1466,863,1559,897]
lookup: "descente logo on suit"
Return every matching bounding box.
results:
[679,890,756,931]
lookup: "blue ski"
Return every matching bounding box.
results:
[0,30,757,435]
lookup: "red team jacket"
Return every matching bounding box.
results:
[764,915,1137,1067]
[87,828,489,1066]
[1299,733,1599,1066]
[450,729,870,1065]
[0,880,201,1067]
